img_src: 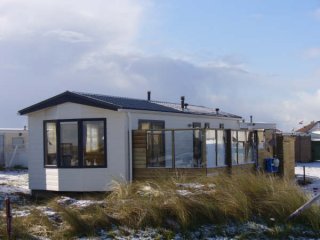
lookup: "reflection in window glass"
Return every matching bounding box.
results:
[83,121,105,166]
[231,131,238,164]
[60,122,79,167]
[258,131,265,149]
[45,122,57,166]
[206,130,216,167]
[139,121,165,167]
[175,130,194,168]
[238,131,246,164]
[217,130,226,166]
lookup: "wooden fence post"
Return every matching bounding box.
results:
[5,196,12,239]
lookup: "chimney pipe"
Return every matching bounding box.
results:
[250,115,253,123]
[215,108,220,114]
[147,91,151,101]
[181,96,185,110]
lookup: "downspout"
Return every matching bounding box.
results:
[127,112,133,182]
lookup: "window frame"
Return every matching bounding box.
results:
[138,119,165,168]
[43,118,107,168]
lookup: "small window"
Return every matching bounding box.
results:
[12,137,24,146]
[45,122,57,166]
[204,123,210,128]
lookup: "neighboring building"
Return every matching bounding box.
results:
[296,121,320,161]
[0,128,28,168]
[19,91,276,193]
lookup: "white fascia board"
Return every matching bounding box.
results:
[240,122,277,130]
[117,108,242,121]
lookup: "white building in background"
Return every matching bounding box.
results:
[0,127,28,168]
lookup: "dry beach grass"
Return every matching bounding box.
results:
[1,172,320,239]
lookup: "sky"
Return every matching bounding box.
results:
[1,0,320,131]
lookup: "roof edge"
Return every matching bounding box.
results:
[18,91,120,115]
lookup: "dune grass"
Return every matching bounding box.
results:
[1,172,319,239]
[103,172,320,230]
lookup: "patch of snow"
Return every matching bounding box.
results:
[176,189,193,196]
[12,209,31,217]
[57,196,104,208]
[176,183,205,189]
[295,161,320,195]
[0,170,29,194]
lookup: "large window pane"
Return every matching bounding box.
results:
[193,123,202,167]
[238,131,246,164]
[60,122,79,167]
[83,121,105,166]
[175,130,194,168]
[217,130,226,166]
[231,131,238,165]
[139,120,165,168]
[45,122,57,166]
[146,130,165,167]
[206,130,216,168]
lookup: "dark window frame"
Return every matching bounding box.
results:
[43,118,107,168]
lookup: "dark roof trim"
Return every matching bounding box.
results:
[18,91,119,115]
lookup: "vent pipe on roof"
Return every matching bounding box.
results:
[181,96,185,110]
[250,115,253,123]
[147,91,151,101]
[215,108,220,115]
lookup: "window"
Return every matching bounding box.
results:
[193,122,202,167]
[138,120,165,167]
[12,137,24,146]
[231,130,255,165]
[44,119,106,168]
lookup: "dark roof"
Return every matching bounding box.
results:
[296,121,318,133]
[18,91,242,118]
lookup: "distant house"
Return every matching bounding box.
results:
[19,91,276,193]
[0,128,28,168]
[296,121,320,161]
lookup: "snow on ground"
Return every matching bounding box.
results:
[0,169,29,194]
[295,161,320,195]
[0,169,29,209]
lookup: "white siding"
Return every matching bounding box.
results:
[28,103,128,192]
[27,103,241,192]
[129,111,240,130]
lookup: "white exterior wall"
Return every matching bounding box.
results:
[0,129,28,167]
[27,104,241,192]
[129,111,240,130]
[28,103,128,192]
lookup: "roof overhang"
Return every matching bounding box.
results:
[18,91,119,115]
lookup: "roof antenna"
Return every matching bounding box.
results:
[147,91,151,101]
[181,96,185,110]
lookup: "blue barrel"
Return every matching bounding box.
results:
[265,158,274,172]
[265,158,279,173]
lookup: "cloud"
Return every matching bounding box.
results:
[274,90,320,131]
[313,8,320,20]
[0,0,315,133]
[0,0,146,50]
[303,47,320,59]
[44,30,92,43]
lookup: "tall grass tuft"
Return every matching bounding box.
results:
[103,173,320,230]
